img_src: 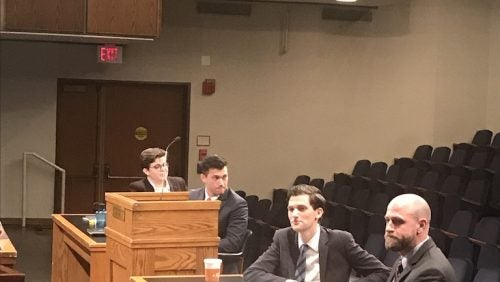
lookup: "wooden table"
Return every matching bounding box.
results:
[0,222,17,266]
[51,214,107,282]
[130,274,243,282]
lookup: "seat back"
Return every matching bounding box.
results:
[430,146,451,163]
[472,129,493,146]
[413,145,433,160]
[219,229,253,274]
[352,159,371,177]
[293,175,310,185]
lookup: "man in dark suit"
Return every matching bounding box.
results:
[129,147,186,192]
[189,155,248,273]
[244,185,389,282]
[384,194,456,282]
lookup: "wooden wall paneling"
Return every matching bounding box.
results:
[86,0,161,37]
[4,0,85,33]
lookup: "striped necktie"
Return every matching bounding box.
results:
[295,244,308,282]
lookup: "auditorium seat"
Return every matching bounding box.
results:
[440,194,462,229]
[423,191,442,228]
[439,175,462,196]
[293,175,310,185]
[364,233,386,261]
[367,213,386,235]
[352,159,372,177]
[417,170,440,191]
[349,208,369,246]
[325,202,350,231]
[490,132,500,149]
[254,199,271,220]
[429,228,450,256]
[245,195,259,218]
[472,129,494,146]
[380,164,400,184]
[448,257,473,282]
[415,146,451,170]
[475,244,500,271]
[394,144,433,172]
[472,268,500,282]
[444,210,477,238]
[447,237,475,265]
[347,189,370,211]
[383,183,404,200]
[462,179,490,215]
[333,185,352,206]
[235,190,246,199]
[364,161,388,181]
[323,181,337,201]
[366,193,390,215]
[333,159,371,185]
[309,178,325,191]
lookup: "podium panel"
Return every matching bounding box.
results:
[105,192,220,281]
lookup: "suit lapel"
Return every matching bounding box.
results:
[167,177,173,191]
[388,257,402,282]
[397,239,435,281]
[144,179,154,192]
[289,230,300,266]
[318,227,329,281]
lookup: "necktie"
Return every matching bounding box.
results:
[393,260,404,282]
[295,244,308,282]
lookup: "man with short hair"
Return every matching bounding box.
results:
[244,184,389,282]
[384,194,456,282]
[189,155,248,273]
[129,147,186,192]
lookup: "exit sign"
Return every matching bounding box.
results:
[97,45,122,63]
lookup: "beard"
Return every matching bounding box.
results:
[385,233,414,253]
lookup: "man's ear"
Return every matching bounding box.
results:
[417,218,427,234]
[315,207,324,220]
[143,168,149,176]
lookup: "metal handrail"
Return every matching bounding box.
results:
[22,152,66,227]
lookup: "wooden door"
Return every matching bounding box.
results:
[56,79,189,213]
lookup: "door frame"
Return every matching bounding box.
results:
[55,78,191,212]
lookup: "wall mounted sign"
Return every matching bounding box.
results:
[197,135,210,146]
[134,126,148,140]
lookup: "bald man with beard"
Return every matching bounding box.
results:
[384,194,456,282]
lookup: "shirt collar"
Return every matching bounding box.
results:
[401,236,429,269]
[147,177,169,192]
[297,223,321,252]
[204,189,219,201]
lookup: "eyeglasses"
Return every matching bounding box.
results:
[150,163,168,170]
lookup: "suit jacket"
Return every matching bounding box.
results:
[128,177,186,192]
[387,238,457,282]
[244,227,390,282]
[189,187,248,253]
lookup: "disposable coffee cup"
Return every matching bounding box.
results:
[204,258,222,282]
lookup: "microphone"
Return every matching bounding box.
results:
[161,136,180,201]
[166,136,181,152]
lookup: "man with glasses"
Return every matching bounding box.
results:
[129,147,186,192]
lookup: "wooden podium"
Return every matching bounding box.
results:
[105,192,220,282]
